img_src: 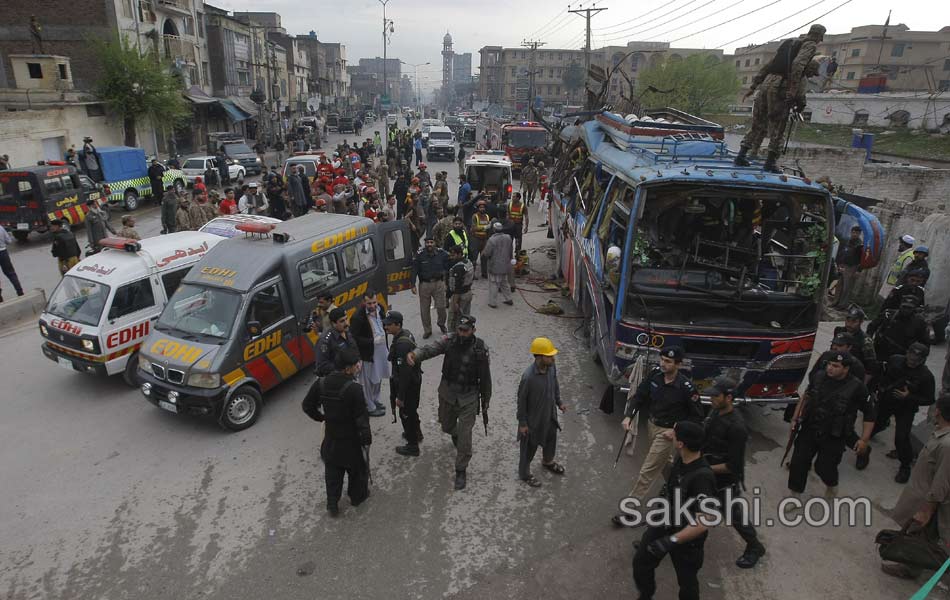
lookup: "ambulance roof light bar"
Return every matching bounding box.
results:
[98,237,142,252]
[235,222,276,235]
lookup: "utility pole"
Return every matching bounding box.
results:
[379,0,394,110]
[568,6,607,91]
[521,39,545,116]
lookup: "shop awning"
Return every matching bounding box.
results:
[219,99,252,122]
[228,95,260,116]
[183,85,217,104]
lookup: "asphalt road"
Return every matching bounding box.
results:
[1,118,944,599]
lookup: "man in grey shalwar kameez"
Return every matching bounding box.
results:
[350,292,391,417]
[517,337,567,487]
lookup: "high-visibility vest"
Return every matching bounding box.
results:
[509,201,524,224]
[472,213,490,239]
[886,248,916,285]
[448,229,469,256]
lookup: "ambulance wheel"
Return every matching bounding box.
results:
[12,230,29,243]
[123,352,140,387]
[123,190,139,211]
[219,386,261,431]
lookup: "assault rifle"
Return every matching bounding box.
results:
[781,392,810,468]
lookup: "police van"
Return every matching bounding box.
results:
[136,214,414,431]
[39,232,225,385]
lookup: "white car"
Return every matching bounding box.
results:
[181,156,245,185]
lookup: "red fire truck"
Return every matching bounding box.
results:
[476,119,549,171]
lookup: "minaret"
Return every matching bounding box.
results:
[442,31,454,106]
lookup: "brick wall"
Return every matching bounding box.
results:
[0,0,116,90]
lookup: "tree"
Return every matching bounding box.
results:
[562,62,585,103]
[90,36,189,147]
[636,54,739,116]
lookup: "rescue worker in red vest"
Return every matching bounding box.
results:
[508,191,529,253]
[470,201,491,279]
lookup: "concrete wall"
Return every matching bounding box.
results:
[0,105,157,166]
[780,146,950,307]
[806,92,950,130]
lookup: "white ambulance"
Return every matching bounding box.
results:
[39,231,225,386]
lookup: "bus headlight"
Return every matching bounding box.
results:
[82,339,95,351]
[188,373,221,388]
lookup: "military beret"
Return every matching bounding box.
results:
[831,332,855,346]
[382,311,403,325]
[845,306,866,320]
[458,315,476,329]
[329,307,347,322]
[706,376,737,397]
[828,351,854,367]
[907,342,930,358]
[660,346,684,361]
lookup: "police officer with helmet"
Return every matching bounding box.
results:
[613,346,702,526]
[407,315,491,490]
[787,352,874,501]
[702,376,766,569]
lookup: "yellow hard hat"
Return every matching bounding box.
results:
[530,337,558,356]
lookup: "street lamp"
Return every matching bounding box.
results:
[401,60,429,118]
[379,0,395,110]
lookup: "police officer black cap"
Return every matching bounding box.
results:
[907,342,930,358]
[673,420,705,451]
[706,376,737,398]
[831,332,855,346]
[845,306,866,320]
[828,351,854,367]
[329,307,347,323]
[458,315,476,330]
[382,311,404,326]
[660,345,684,361]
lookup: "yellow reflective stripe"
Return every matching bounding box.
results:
[267,347,298,380]
[222,367,246,386]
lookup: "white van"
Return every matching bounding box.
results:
[39,232,225,385]
[386,114,399,127]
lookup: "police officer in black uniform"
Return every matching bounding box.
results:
[788,352,874,499]
[408,315,491,490]
[808,333,867,383]
[383,311,424,457]
[301,348,372,517]
[613,346,702,526]
[833,306,877,378]
[880,273,927,311]
[315,308,357,376]
[632,420,717,600]
[703,376,766,568]
[872,342,936,483]
[868,295,930,361]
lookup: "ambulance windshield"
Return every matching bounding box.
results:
[156,283,241,341]
[47,276,110,326]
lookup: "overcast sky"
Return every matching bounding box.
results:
[220,0,950,91]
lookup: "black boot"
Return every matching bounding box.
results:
[396,444,420,457]
[763,151,781,173]
[454,470,467,490]
[734,145,752,167]
[895,465,911,484]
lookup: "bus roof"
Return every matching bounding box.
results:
[184,213,374,292]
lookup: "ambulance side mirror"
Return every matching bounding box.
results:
[246,320,262,338]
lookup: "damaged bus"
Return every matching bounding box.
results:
[550,110,880,405]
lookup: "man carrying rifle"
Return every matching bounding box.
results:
[408,314,491,491]
[384,311,424,457]
[871,343,936,484]
[703,377,766,569]
[612,346,703,526]
[787,352,874,508]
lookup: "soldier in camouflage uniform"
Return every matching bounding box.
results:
[408,314,491,490]
[735,24,826,173]
[520,159,540,205]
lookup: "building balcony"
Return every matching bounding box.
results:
[154,0,192,15]
[163,35,196,64]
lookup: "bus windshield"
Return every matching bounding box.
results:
[156,283,241,342]
[47,276,110,327]
[507,130,547,148]
[622,184,830,330]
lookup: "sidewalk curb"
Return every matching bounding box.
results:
[0,288,46,331]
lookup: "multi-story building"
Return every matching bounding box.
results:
[453,52,472,83]
[268,31,312,120]
[321,42,349,110]
[296,33,328,110]
[601,42,724,105]
[478,45,597,111]
[358,57,401,103]
[734,24,950,99]
[400,74,414,107]
[348,67,379,108]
